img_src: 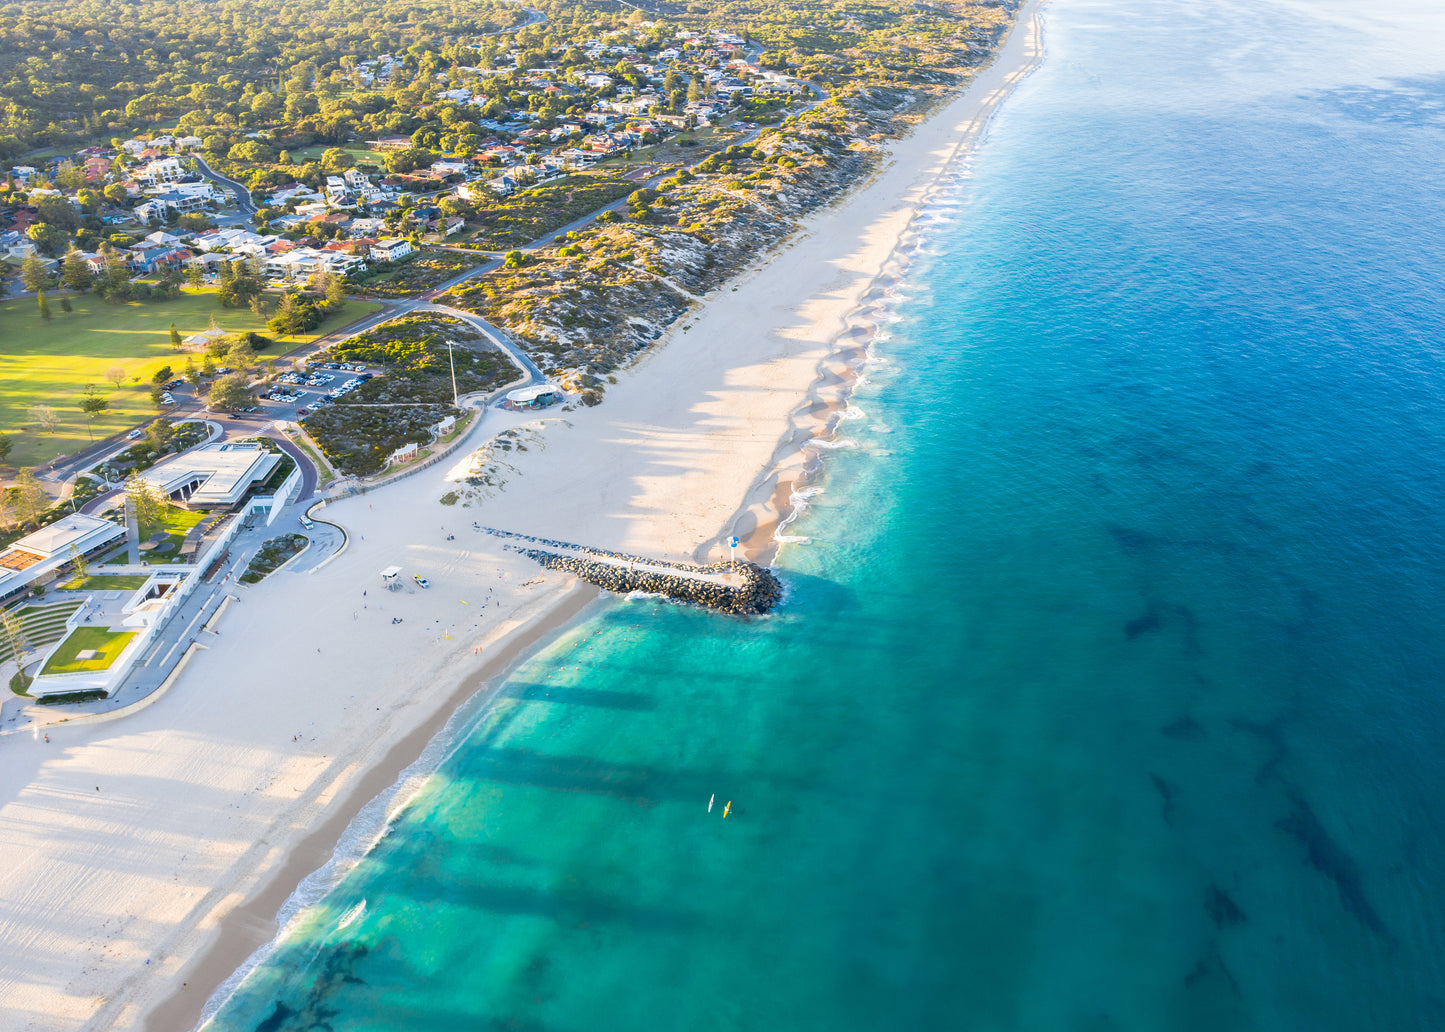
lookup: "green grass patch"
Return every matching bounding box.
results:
[0,291,382,469]
[39,626,137,674]
[286,144,383,164]
[138,506,207,564]
[62,574,150,591]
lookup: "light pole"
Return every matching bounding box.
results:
[447,338,459,407]
[729,534,739,571]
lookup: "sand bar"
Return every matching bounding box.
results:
[0,5,1043,1029]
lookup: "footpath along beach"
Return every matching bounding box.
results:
[0,6,1044,1030]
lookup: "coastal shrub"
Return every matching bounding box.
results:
[239,534,308,584]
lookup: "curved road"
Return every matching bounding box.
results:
[191,155,257,224]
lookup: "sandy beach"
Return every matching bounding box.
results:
[0,6,1043,1029]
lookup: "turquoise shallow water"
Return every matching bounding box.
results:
[207,0,1445,1028]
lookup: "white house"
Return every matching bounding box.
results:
[176,135,204,151]
[370,238,413,262]
[133,157,185,186]
[263,247,367,283]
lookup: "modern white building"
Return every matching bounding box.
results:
[139,441,282,509]
[370,238,414,262]
[264,247,368,282]
[0,514,125,603]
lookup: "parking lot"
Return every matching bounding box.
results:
[259,362,382,417]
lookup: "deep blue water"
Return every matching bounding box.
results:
[206,0,1445,1028]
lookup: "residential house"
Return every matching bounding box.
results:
[176,136,204,151]
[143,230,187,248]
[369,238,413,262]
[428,216,465,237]
[133,158,185,187]
[263,247,367,282]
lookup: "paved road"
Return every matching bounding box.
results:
[417,303,546,385]
[192,155,257,223]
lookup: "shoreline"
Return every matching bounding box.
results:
[0,6,1045,1030]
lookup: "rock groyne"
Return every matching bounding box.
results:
[474,527,782,614]
[511,547,782,615]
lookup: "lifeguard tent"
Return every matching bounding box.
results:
[380,565,403,591]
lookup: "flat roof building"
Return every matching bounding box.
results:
[0,514,125,603]
[139,441,281,509]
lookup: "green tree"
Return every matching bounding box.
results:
[68,543,88,586]
[207,372,253,412]
[13,467,49,528]
[125,473,168,539]
[61,249,91,292]
[325,271,347,307]
[60,295,72,313]
[147,417,175,453]
[1,606,29,669]
[21,255,46,294]
[152,365,173,386]
[170,322,183,350]
[37,290,51,320]
[0,434,11,465]
[184,357,200,387]
[104,256,132,301]
[227,339,257,373]
[79,384,109,442]
[185,265,205,292]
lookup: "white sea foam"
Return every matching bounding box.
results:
[336,899,367,933]
[806,438,858,451]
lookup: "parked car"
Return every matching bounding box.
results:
[414,575,430,588]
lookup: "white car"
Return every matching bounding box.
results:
[127,429,144,440]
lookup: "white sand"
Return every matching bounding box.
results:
[0,7,1043,1030]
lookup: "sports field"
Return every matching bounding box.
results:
[0,290,381,468]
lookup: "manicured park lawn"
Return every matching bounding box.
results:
[287,144,383,164]
[39,626,137,674]
[62,573,150,591]
[138,506,207,564]
[0,290,382,468]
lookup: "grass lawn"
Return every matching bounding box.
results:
[139,506,207,564]
[39,626,137,674]
[62,573,151,591]
[287,144,384,164]
[0,291,383,468]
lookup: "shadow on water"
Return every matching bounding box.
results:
[1275,789,1395,945]
[254,941,368,1032]
[400,877,699,934]
[507,682,657,711]
[468,746,727,805]
[1301,74,1445,128]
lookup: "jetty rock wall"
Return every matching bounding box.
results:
[510,547,783,615]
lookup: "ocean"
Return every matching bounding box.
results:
[204,0,1445,1028]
